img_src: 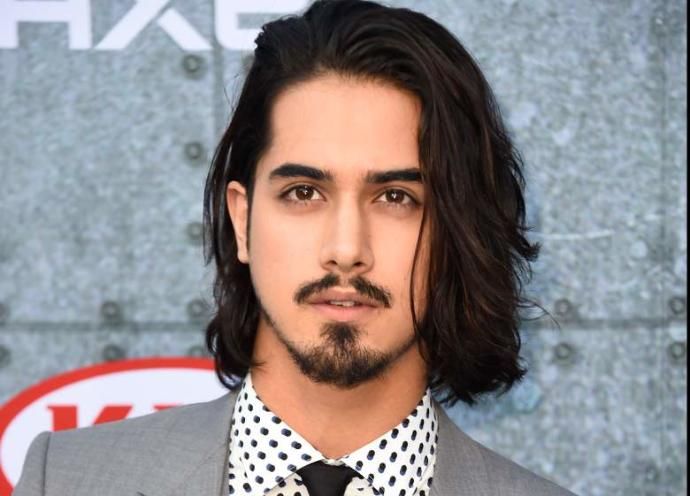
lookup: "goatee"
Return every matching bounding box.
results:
[261,307,416,388]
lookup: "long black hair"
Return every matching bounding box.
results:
[203,0,544,406]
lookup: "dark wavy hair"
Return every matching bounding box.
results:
[203,0,545,406]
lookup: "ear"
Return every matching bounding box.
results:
[226,181,249,263]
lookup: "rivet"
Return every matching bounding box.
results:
[0,302,7,324]
[629,240,648,259]
[100,301,123,323]
[511,379,543,413]
[668,341,686,362]
[0,345,10,368]
[644,464,659,482]
[553,342,575,363]
[187,298,208,320]
[102,344,126,362]
[181,54,205,78]
[187,345,209,358]
[184,142,204,162]
[186,222,204,243]
[669,296,686,315]
[554,298,573,317]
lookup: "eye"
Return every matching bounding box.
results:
[281,185,325,203]
[376,189,418,207]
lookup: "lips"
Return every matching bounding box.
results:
[306,289,380,308]
[309,302,378,321]
[306,289,380,321]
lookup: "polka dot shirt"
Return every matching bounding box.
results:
[227,374,438,496]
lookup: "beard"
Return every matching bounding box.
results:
[260,306,417,389]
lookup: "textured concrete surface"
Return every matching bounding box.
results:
[0,1,686,494]
[445,324,687,495]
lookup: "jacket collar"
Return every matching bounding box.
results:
[136,390,238,496]
[135,391,487,496]
[430,399,492,496]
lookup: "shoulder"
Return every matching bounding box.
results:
[434,404,577,496]
[471,439,576,496]
[14,392,237,495]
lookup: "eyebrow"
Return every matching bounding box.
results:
[365,168,422,184]
[268,162,422,184]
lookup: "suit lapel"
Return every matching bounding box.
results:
[135,390,238,496]
[129,391,491,496]
[171,442,232,496]
[430,401,492,496]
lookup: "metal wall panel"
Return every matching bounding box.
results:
[0,1,686,494]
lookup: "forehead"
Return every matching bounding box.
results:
[256,74,422,180]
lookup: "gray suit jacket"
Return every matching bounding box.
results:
[13,390,576,496]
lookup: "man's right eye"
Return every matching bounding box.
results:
[281,185,325,203]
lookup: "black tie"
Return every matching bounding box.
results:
[297,461,361,496]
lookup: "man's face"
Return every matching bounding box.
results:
[226,73,429,388]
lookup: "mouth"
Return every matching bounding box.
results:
[309,301,379,321]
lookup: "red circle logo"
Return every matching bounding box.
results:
[0,357,223,495]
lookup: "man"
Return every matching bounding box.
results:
[14,1,577,495]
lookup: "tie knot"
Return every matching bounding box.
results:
[297,461,361,496]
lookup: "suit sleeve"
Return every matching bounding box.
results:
[12,431,51,496]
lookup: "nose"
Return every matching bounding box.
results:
[319,197,374,276]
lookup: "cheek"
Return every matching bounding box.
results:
[411,231,430,317]
[372,220,424,308]
[247,200,320,296]
[250,199,295,257]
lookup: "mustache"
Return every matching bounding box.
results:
[294,273,392,308]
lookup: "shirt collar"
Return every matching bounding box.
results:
[228,373,438,495]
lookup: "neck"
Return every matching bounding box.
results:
[250,325,428,459]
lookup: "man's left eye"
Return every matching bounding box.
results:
[377,189,415,206]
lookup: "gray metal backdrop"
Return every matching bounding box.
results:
[0,0,686,495]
